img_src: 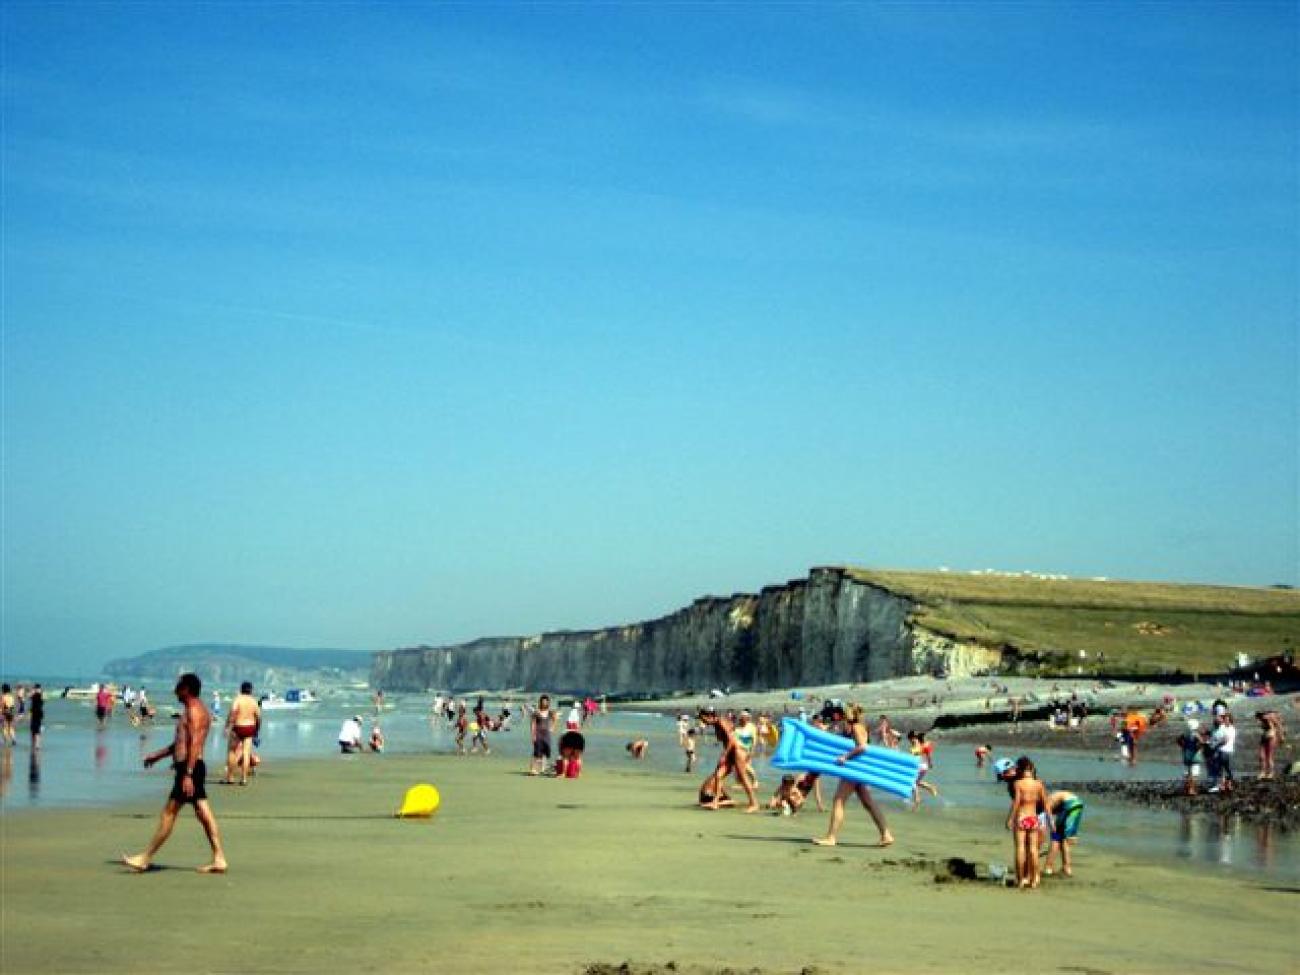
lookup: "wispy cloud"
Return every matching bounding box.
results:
[695,80,860,130]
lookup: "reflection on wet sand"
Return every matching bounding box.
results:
[28,749,41,801]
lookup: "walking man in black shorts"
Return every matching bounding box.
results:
[122,673,228,874]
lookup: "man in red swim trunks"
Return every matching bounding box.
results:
[224,681,261,785]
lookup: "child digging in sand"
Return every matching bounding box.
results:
[767,774,806,816]
[1006,756,1050,889]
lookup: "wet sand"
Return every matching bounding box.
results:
[2,749,1295,973]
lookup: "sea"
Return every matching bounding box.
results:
[2,691,1295,882]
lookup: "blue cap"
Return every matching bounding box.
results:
[992,758,1015,778]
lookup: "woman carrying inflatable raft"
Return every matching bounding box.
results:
[811,702,894,849]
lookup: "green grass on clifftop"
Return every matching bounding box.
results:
[848,568,1300,676]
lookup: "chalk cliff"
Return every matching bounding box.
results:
[371,567,1004,694]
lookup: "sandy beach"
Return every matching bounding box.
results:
[2,727,1295,975]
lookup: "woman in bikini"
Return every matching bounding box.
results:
[812,704,894,848]
[1006,756,1050,889]
[1256,710,1285,779]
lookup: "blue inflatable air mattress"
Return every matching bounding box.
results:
[771,718,921,800]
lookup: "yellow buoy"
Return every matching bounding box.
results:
[396,783,441,818]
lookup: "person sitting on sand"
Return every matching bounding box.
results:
[556,729,585,779]
[1006,756,1049,889]
[627,739,648,760]
[369,723,385,753]
[796,771,825,812]
[812,703,894,849]
[698,779,734,808]
[697,707,760,813]
[768,774,806,816]
[1042,790,1084,878]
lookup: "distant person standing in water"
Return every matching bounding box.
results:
[121,673,227,875]
[95,684,113,728]
[29,685,44,750]
[1256,710,1285,780]
[0,684,16,746]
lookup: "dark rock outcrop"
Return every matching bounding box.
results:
[372,567,1003,694]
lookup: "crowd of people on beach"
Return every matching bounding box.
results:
[2,665,1292,885]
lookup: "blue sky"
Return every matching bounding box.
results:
[3,4,1296,675]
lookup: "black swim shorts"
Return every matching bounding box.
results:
[533,738,552,759]
[169,760,208,804]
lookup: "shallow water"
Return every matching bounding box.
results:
[4,696,1295,881]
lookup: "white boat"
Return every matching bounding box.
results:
[259,688,319,710]
[62,683,115,701]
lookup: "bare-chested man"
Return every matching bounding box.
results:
[122,672,227,874]
[697,707,760,812]
[223,681,261,786]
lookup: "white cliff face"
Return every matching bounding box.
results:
[371,567,1007,692]
[906,626,1004,678]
